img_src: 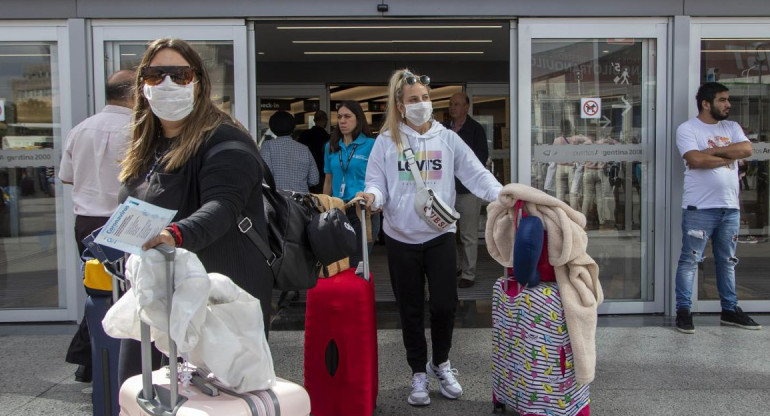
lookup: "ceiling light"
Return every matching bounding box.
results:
[258,52,265,55]
[304,51,484,55]
[702,49,770,52]
[0,54,51,57]
[278,25,502,30]
[293,40,493,44]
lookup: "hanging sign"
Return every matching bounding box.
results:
[580,98,601,119]
[260,99,291,111]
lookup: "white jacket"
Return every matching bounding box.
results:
[365,120,502,244]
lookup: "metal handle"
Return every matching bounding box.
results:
[359,199,370,281]
[137,244,186,415]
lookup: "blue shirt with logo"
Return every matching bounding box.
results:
[324,133,375,201]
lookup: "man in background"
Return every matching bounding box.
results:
[59,69,135,381]
[674,82,761,334]
[260,110,319,306]
[298,110,330,193]
[445,92,488,289]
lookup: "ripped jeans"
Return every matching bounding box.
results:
[675,208,740,311]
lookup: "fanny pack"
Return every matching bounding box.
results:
[400,136,460,231]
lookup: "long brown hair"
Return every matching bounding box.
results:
[119,38,240,182]
[382,68,430,151]
[329,100,372,153]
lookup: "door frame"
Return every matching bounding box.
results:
[0,21,76,322]
[517,18,669,314]
[91,19,249,126]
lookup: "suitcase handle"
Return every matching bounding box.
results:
[137,244,187,415]
[358,199,370,282]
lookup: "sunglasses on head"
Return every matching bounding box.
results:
[140,66,196,86]
[402,72,430,87]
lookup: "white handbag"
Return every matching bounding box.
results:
[401,136,460,231]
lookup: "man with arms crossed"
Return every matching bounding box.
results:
[674,82,761,334]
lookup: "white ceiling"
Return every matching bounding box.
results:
[254,21,510,62]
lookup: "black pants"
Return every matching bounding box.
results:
[65,215,111,367]
[385,232,457,374]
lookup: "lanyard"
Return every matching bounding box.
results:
[338,143,359,174]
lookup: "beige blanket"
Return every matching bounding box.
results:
[485,183,604,385]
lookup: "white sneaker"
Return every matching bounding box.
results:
[408,372,430,406]
[426,359,463,399]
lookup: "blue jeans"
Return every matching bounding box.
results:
[675,208,740,311]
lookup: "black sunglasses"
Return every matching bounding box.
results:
[402,72,430,87]
[140,66,196,86]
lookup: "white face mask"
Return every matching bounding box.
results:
[404,101,433,126]
[143,76,196,122]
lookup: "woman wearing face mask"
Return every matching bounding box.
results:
[358,69,503,407]
[322,100,379,267]
[116,38,270,383]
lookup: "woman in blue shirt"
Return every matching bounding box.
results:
[323,100,379,268]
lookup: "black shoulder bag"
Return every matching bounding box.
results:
[205,141,321,291]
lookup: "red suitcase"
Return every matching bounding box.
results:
[304,203,378,416]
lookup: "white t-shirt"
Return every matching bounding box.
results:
[676,118,748,209]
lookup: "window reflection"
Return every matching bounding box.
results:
[0,42,60,309]
[698,38,770,301]
[109,42,235,114]
[530,38,656,301]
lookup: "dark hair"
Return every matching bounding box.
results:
[696,82,729,112]
[121,38,239,182]
[269,110,296,136]
[105,79,133,103]
[329,100,372,153]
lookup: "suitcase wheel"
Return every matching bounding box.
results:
[492,397,506,413]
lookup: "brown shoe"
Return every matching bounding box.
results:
[458,278,475,289]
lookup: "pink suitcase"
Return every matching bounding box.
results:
[118,244,310,416]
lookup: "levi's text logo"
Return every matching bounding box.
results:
[398,150,443,182]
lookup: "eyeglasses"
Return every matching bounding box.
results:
[401,72,430,87]
[140,66,197,86]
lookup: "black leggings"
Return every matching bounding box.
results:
[385,232,458,374]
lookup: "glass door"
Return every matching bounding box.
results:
[92,20,249,127]
[690,19,770,313]
[466,84,511,237]
[519,19,668,313]
[0,22,73,322]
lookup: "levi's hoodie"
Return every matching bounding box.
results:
[365,120,503,244]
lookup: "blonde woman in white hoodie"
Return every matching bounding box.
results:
[358,69,503,407]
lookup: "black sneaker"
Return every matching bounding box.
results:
[675,308,695,334]
[720,306,762,330]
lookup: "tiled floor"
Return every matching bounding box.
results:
[2,314,769,416]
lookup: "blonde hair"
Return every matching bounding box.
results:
[382,68,430,151]
[119,38,243,182]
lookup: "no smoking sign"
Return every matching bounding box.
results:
[580,97,601,119]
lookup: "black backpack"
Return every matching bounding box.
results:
[206,141,321,291]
